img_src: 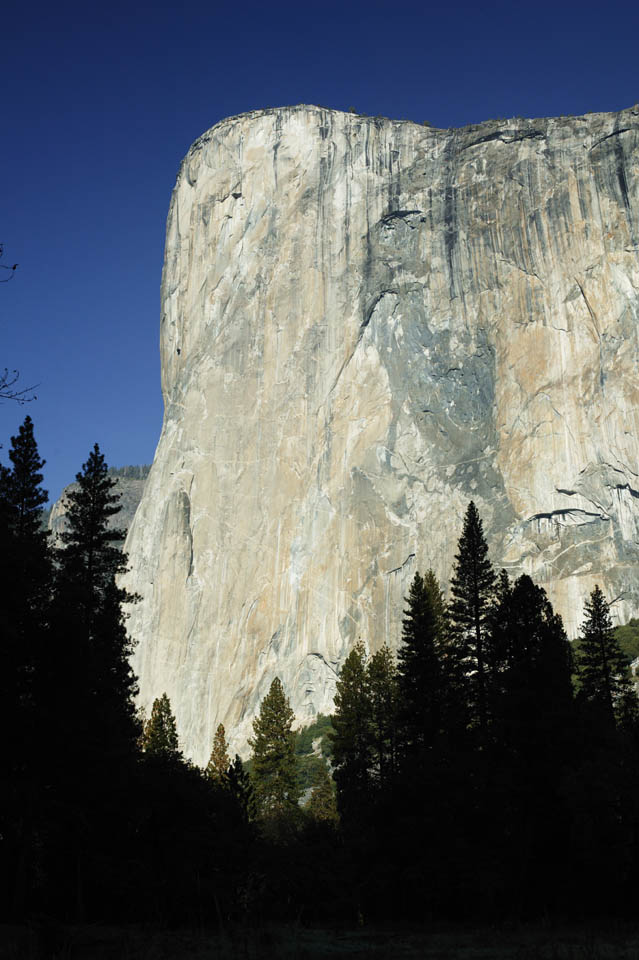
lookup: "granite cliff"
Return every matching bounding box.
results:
[123,104,639,761]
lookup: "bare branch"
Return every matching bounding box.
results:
[0,242,18,282]
[0,368,38,403]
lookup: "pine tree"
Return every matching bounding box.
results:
[226,755,253,824]
[305,761,339,825]
[44,444,141,919]
[497,574,574,753]
[0,416,50,681]
[330,641,372,822]
[248,677,300,818]
[397,570,457,756]
[367,645,398,789]
[52,443,140,768]
[206,723,230,781]
[143,693,181,760]
[0,415,51,650]
[57,443,130,624]
[449,502,496,735]
[0,417,52,915]
[576,585,634,727]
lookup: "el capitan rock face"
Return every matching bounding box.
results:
[123,104,639,761]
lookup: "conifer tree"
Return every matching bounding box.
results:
[305,761,339,825]
[226,755,253,824]
[144,693,181,760]
[248,677,300,817]
[0,418,52,914]
[0,416,51,694]
[449,502,496,735]
[330,642,372,821]
[52,443,140,768]
[206,723,231,781]
[576,585,634,727]
[397,571,456,756]
[367,645,399,788]
[56,443,130,622]
[497,574,574,753]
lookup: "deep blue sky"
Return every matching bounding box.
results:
[2,0,638,502]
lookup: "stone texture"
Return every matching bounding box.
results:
[123,104,639,761]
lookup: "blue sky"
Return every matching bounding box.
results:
[2,0,638,502]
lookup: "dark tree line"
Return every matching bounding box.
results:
[2,418,639,931]
[330,504,639,921]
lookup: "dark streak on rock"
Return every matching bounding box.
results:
[360,289,399,338]
[528,508,609,524]
[613,483,639,500]
[381,209,422,225]
[588,127,633,152]
[461,129,545,151]
[384,553,416,576]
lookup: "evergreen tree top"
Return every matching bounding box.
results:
[449,500,496,626]
[576,584,632,725]
[206,723,231,781]
[3,415,48,537]
[144,693,181,760]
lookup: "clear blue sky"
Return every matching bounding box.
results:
[2,0,638,502]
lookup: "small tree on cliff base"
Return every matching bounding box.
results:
[206,723,231,781]
[249,677,300,818]
[306,761,339,825]
[144,693,181,760]
[576,585,635,728]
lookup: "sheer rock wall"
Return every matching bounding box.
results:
[123,105,639,761]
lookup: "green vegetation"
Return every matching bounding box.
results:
[294,712,335,758]
[248,676,301,818]
[614,618,639,662]
[143,693,181,760]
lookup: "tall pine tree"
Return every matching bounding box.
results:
[206,723,230,781]
[449,502,496,736]
[52,443,139,767]
[576,585,634,728]
[330,642,372,824]
[249,677,300,818]
[0,417,52,916]
[143,693,181,760]
[47,444,140,919]
[397,570,462,757]
[367,645,399,790]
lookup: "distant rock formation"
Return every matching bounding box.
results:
[49,465,150,540]
[122,104,639,761]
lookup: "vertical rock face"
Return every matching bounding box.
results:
[124,104,639,761]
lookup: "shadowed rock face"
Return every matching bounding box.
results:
[123,104,639,761]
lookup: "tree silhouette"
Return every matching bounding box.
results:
[144,693,181,760]
[249,677,300,818]
[576,585,634,728]
[330,642,372,823]
[397,570,460,757]
[367,645,398,790]
[0,417,52,913]
[449,502,496,735]
[206,723,231,781]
